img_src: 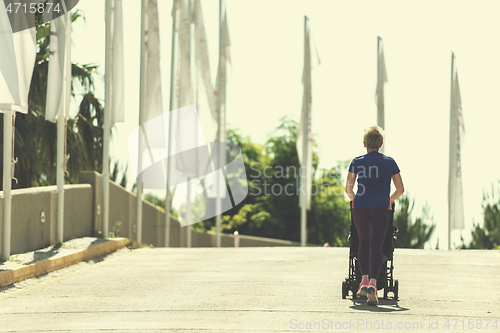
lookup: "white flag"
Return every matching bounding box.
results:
[143,0,164,125]
[448,69,465,230]
[375,37,387,130]
[0,5,36,113]
[141,0,165,152]
[194,0,217,144]
[173,0,218,178]
[111,0,125,125]
[215,1,231,145]
[172,0,198,177]
[45,13,71,122]
[131,0,166,181]
[296,18,320,210]
[178,0,193,108]
[206,0,231,199]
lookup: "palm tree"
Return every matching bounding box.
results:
[0,10,105,189]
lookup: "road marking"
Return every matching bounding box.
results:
[0,249,138,302]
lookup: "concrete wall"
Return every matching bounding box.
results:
[192,231,301,247]
[0,171,304,257]
[79,171,179,245]
[0,184,92,256]
[79,171,305,248]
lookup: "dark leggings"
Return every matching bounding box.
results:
[352,207,390,280]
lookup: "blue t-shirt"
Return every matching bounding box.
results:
[348,151,400,209]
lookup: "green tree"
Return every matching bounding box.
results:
[110,160,129,188]
[210,118,351,245]
[177,194,206,227]
[156,118,352,245]
[308,165,351,246]
[144,193,166,210]
[0,10,105,189]
[204,127,271,235]
[260,117,313,241]
[393,194,436,249]
[463,183,500,249]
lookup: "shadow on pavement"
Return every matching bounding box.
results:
[27,238,110,265]
[30,243,63,264]
[0,283,17,293]
[88,250,116,264]
[349,298,409,312]
[90,238,110,247]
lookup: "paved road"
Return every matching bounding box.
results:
[0,247,499,332]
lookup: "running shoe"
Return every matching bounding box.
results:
[366,281,378,306]
[356,280,369,298]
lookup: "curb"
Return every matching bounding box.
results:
[0,238,129,288]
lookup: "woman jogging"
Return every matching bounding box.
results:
[345,126,404,305]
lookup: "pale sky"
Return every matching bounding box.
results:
[70,0,500,250]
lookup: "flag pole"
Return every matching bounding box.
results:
[300,16,308,247]
[186,177,192,247]
[103,0,114,238]
[136,0,148,243]
[165,0,178,248]
[186,0,194,248]
[2,112,13,260]
[377,36,382,128]
[56,110,65,244]
[448,52,455,250]
[215,0,223,248]
[0,19,36,261]
[377,36,385,154]
[176,0,187,247]
[56,9,70,244]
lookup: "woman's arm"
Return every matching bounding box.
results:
[345,171,357,201]
[390,173,405,203]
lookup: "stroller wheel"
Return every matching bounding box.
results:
[394,279,399,300]
[351,279,359,299]
[342,281,347,299]
[383,279,389,299]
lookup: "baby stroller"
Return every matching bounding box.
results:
[341,202,399,300]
